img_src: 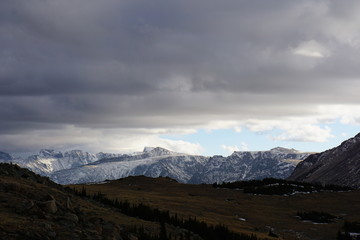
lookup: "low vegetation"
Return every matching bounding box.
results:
[296,211,338,223]
[213,178,353,195]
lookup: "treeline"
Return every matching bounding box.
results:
[213,178,353,195]
[69,187,264,240]
[337,221,360,240]
[296,211,338,223]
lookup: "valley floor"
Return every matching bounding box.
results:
[73,176,360,240]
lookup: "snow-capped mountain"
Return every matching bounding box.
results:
[288,133,360,188]
[48,147,308,184]
[7,149,121,176]
[188,147,310,184]
[51,147,208,184]
[0,147,309,185]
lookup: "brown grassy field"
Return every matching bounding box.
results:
[72,176,360,240]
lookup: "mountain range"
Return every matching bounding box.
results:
[3,132,360,188]
[0,147,309,185]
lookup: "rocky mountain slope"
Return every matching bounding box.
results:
[288,133,360,188]
[1,147,309,185]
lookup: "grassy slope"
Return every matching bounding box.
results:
[72,176,360,240]
[0,174,160,239]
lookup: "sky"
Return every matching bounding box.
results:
[1,0,360,156]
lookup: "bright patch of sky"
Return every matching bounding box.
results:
[292,40,330,58]
[161,120,360,156]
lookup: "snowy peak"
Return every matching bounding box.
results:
[230,147,308,160]
[96,152,122,160]
[143,147,177,157]
[143,147,155,152]
[63,150,96,161]
[270,147,299,154]
[39,149,63,158]
[17,149,100,175]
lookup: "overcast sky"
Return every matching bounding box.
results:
[1,0,360,155]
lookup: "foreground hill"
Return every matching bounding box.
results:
[288,133,360,188]
[0,163,174,239]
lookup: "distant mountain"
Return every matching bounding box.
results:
[2,149,121,176]
[50,147,208,184]
[188,147,309,184]
[49,147,308,185]
[288,133,360,188]
[1,147,309,185]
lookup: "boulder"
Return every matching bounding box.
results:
[38,195,57,214]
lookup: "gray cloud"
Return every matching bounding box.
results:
[1,0,360,152]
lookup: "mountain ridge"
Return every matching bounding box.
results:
[0,146,309,185]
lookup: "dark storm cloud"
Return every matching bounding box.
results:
[1,0,360,151]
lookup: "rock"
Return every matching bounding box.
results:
[24,200,35,209]
[127,234,139,240]
[56,213,79,228]
[47,231,56,238]
[66,196,71,209]
[38,195,57,214]
[101,222,121,240]
[62,213,79,223]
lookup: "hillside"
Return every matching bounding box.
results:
[0,163,177,240]
[288,133,360,188]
